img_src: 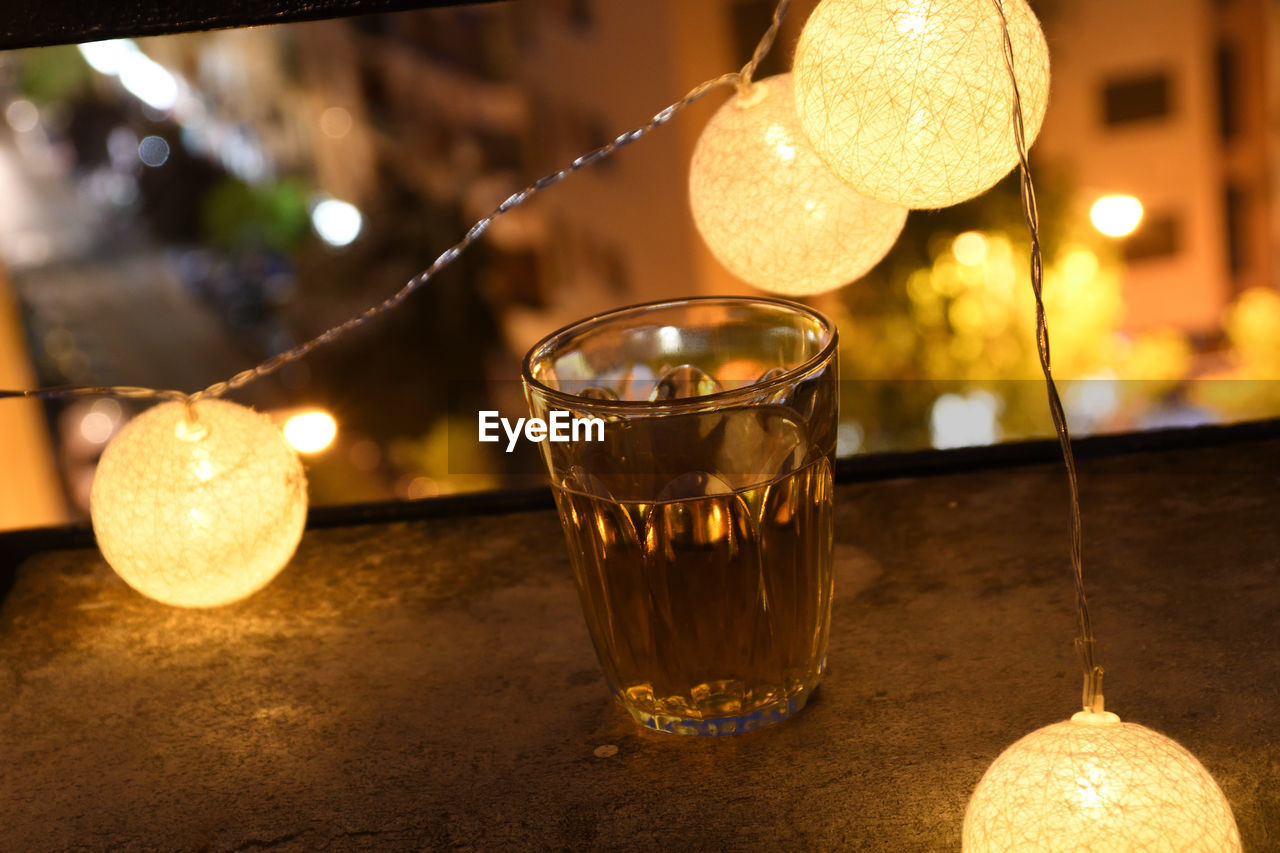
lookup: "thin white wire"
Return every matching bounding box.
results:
[991,0,1100,712]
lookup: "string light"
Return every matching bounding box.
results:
[0,2,793,609]
[688,73,907,295]
[0,33,1254,846]
[89,398,307,608]
[961,2,1241,846]
[964,710,1241,851]
[792,0,1050,209]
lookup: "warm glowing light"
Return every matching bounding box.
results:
[953,231,990,266]
[1061,247,1100,284]
[405,477,439,499]
[90,399,308,608]
[964,711,1242,851]
[689,73,907,295]
[283,410,338,454]
[792,0,1050,208]
[1090,194,1144,238]
[311,197,364,247]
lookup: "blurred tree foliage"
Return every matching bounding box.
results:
[831,165,1193,451]
[201,178,311,253]
[14,45,90,105]
[1190,288,1280,420]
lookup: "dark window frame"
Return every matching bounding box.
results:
[1101,70,1173,126]
[1122,210,1182,262]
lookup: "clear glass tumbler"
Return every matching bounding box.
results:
[522,297,837,735]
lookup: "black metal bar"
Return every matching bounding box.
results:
[0,0,506,52]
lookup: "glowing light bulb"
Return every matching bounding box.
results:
[688,73,907,295]
[311,197,363,247]
[964,710,1242,851]
[1090,194,1144,238]
[792,0,1050,209]
[283,410,337,454]
[90,398,308,608]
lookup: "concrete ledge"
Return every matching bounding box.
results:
[3,440,1278,850]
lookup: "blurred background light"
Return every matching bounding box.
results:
[118,51,179,112]
[310,197,363,247]
[4,100,39,133]
[952,231,990,266]
[2,1,1277,531]
[137,136,171,167]
[1090,194,1144,238]
[77,398,123,446]
[78,39,182,112]
[283,410,338,454]
[319,106,353,139]
[77,39,136,75]
[931,391,1001,449]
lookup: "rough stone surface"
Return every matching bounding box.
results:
[2,441,1278,851]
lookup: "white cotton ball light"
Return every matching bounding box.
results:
[688,73,908,296]
[90,398,308,608]
[792,0,1051,209]
[963,710,1242,852]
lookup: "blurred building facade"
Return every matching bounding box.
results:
[1035,0,1280,338]
[4,0,1280,529]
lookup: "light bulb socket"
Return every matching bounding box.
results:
[1069,709,1121,725]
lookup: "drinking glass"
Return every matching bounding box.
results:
[522,296,837,735]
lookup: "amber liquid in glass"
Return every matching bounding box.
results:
[552,455,833,735]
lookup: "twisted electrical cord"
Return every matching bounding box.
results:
[992,0,1101,712]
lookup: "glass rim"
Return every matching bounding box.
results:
[521,295,838,413]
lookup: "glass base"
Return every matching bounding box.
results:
[621,681,818,736]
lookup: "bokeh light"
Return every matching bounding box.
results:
[1090,194,1144,238]
[931,391,1001,449]
[320,106,353,139]
[77,39,135,75]
[284,410,338,454]
[78,39,180,112]
[137,136,171,167]
[4,99,39,133]
[310,197,364,247]
[952,231,990,266]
